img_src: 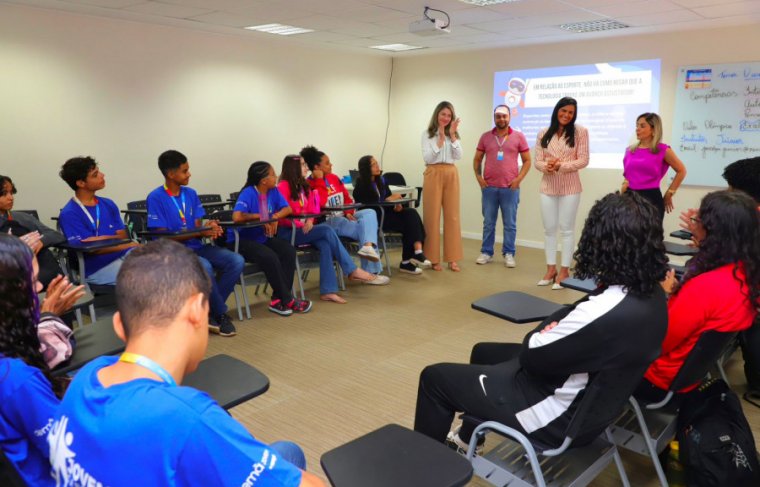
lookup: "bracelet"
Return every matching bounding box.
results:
[666,189,676,195]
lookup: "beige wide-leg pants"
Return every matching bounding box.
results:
[422,163,463,263]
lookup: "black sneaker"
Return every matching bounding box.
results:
[410,253,432,269]
[400,261,423,275]
[269,299,294,316]
[287,299,313,314]
[208,315,221,334]
[216,313,237,337]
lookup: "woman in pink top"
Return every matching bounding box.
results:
[534,97,589,289]
[622,112,687,220]
[276,155,388,304]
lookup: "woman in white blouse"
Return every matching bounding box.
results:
[534,97,589,289]
[422,101,463,272]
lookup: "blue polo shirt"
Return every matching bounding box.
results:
[59,197,128,276]
[228,187,289,244]
[0,356,58,487]
[146,185,205,250]
[48,356,302,487]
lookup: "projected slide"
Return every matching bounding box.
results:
[494,59,661,169]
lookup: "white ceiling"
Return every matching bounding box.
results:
[3,0,760,55]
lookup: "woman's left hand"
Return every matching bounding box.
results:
[450,117,461,134]
[41,275,86,315]
[393,204,403,212]
[660,268,677,294]
[664,193,674,213]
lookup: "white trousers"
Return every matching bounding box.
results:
[540,193,581,268]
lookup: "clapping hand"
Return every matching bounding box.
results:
[40,275,86,316]
[450,117,461,134]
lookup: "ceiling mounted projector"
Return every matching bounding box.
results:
[410,7,451,36]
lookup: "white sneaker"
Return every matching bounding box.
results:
[504,254,516,268]
[357,245,380,262]
[363,274,390,285]
[475,253,492,265]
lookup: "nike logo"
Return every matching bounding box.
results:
[478,374,488,396]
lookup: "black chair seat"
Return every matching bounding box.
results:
[52,318,125,376]
[560,277,597,293]
[184,354,269,410]
[472,291,565,324]
[321,424,472,487]
[664,241,697,256]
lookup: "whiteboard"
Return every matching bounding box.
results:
[672,61,760,186]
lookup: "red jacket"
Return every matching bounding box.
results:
[644,263,756,392]
[307,173,354,216]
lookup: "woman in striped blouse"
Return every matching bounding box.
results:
[534,97,589,289]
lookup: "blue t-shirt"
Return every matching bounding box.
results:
[146,185,206,250]
[228,187,289,244]
[59,197,128,276]
[0,356,58,487]
[48,356,302,487]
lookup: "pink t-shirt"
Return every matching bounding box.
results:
[277,181,320,228]
[623,143,670,190]
[476,127,529,188]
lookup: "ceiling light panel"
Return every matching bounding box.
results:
[559,19,630,33]
[370,43,425,51]
[244,23,314,35]
[459,0,522,6]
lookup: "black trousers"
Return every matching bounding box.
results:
[414,342,526,445]
[741,315,760,391]
[383,208,425,260]
[227,237,296,304]
[630,188,665,221]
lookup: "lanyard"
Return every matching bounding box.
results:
[5,210,11,221]
[373,181,386,201]
[298,189,306,209]
[163,185,187,227]
[257,189,272,220]
[119,352,177,387]
[72,196,100,236]
[494,134,508,150]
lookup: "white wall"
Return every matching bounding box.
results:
[0,4,391,222]
[384,24,760,249]
[3,3,759,248]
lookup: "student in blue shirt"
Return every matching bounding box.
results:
[146,150,244,337]
[58,157,139,285]
[48,239,325,487]
[0,234,61,487]
[230,161,312,315]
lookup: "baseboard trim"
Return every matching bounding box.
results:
[461,231,545,250]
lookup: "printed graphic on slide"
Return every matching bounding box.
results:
[494,59,661,169]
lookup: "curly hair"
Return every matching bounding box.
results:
[299,145,325,171]
[723,157,760,204]
[573,191,669,296]
[678,190,760,307]
[0,234,49,374]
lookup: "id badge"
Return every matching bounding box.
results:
[497,151,504,161]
